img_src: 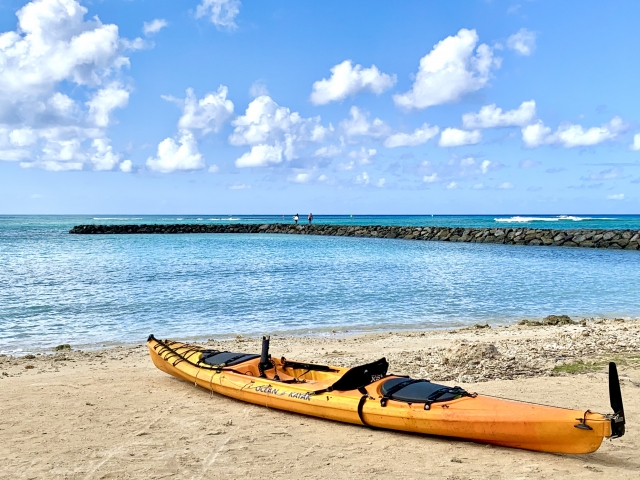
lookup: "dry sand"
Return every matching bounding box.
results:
[1,320,639,479]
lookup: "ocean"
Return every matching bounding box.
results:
[1,214,640,354]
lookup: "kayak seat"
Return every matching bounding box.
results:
[200,351,260,367]
[320,357,389,393]
[380,377,470,405]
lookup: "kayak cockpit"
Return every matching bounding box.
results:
[197,346,389,389]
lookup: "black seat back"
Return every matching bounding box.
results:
[329,358,389,391]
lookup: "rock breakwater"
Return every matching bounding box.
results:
[69,223,640,250]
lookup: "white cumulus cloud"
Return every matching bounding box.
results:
[393,29,500,110]
[480,160,492,174]
[291,172,311,184]
[230,95,330,167]
[348,147,377,165]
[143,19,167,36]
[196,0,240,30]
[0,0,141,172]
[86,83,130,127]
[419,156,501,184]
[235,144,283,168]
[174,87,234,134]
[90,137,121,171]
[146,131,204,173]
[229,183,250,190]
[607,194,625,201]
[119,159,132,173]
[522,117,626,148]
[230,95,328,146]
[631,133,640,151]
[149,86,234,173]
[354,171,370,185]
[314,145,341,158]
[446,181,458,190]
[498,181,514,189]
[462,100,536,129]
[507,28,536,56]
[439,128,482,147]
[8,128,38,147]
[384,124,440,148]
[310,60,396,105]
[423,173,438,183]
[0,0,132,98]
[340,106,390,138]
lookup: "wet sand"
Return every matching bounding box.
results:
[1,320,639,479]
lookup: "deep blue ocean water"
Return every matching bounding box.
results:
[1,215,639,354]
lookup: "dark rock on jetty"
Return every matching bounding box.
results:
[69,223,640,250]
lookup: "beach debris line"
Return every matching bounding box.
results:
[69,223,640,250]
[518,315,578,326]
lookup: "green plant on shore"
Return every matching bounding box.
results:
[553,360,604,374]
[553,354,640,375]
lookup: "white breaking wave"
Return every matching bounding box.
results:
[93,217,143,220]
[208,218,241,221]
[495,215,615,223]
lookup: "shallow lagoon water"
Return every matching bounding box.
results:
[1,215,640,353]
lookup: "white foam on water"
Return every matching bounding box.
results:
[495,216,559,223]
[93,217,143,220]
[495,215,615,223]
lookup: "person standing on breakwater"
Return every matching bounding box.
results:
[308,213,313,225]
[293,213,299,225]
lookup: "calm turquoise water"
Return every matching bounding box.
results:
[1,215,640,354]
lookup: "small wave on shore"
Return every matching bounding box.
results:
[208,217,241,221]
[495,215,615,223]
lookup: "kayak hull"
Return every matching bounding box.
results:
[148,338,611,454]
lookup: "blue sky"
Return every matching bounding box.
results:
[1,0,639,214]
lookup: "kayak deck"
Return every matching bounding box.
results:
[148,335,618,454]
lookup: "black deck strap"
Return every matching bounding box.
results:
[423,386,474,410]
[380,379,429,407]
[357,394,376,428]
[198,350,224,364]
[313,386,333,395]
[283,360,340,373]
[221,354,247,366]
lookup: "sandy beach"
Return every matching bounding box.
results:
[2,319,639,479]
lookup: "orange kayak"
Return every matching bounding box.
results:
[147,334,625,454]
